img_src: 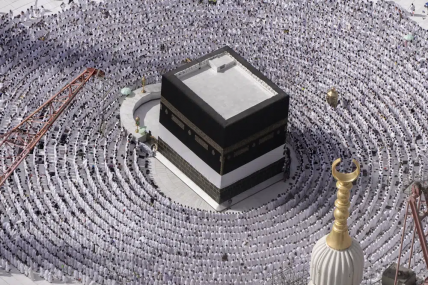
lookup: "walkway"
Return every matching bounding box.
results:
[393,0,428,30]
[0,0,103,21]
[0,266,81,285]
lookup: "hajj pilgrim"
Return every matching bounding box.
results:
[1,0,428,284]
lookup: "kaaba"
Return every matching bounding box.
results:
[158,46,289,204]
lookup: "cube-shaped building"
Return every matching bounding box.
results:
[158,46,289,204]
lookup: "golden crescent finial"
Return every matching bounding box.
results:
[331,158,360,183]
[326,158,360,250]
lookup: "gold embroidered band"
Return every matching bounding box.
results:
[161,96,287,155]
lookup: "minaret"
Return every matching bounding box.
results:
[308,158,364,285]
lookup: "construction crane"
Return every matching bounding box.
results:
[395,182,428,285]
[0,68,102,189]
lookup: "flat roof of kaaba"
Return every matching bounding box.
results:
[175,53,277,120]
[162,46,289,141]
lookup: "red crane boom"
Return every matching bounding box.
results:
[0,68,99,188]
[395,183,428,285]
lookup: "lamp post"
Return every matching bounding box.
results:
[141,76,146,93]
[135,116,140,133]
[327,87,339,108]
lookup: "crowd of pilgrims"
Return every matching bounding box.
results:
[0,0,428,284]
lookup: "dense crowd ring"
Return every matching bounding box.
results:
[1,0,428,284]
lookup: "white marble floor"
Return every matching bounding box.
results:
[0,0,103,19]
[393,0,428,29]
[0,266,81,285]
[133,98,161,139]
[0,0,59,17]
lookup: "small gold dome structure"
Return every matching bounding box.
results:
[326,87,338,108]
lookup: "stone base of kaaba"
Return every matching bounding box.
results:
[158,137,284,204]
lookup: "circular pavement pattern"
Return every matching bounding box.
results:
[1,0,428,284]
